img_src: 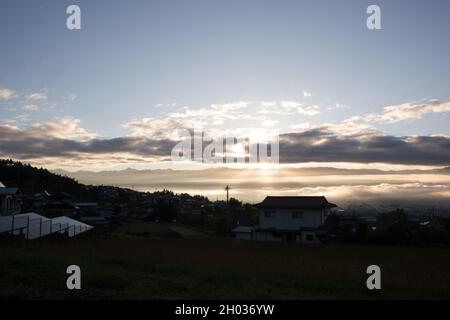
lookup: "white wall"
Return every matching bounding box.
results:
[301,231,321,244]
[254,231,284,242]
[0,195,19,216]
[259,208,328,230]
[235,232,252,241]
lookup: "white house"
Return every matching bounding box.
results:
[253,196,337,243]
[0,181,20,216]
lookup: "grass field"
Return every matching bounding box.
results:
[1,221,450,299]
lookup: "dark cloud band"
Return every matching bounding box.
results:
[1,126,449,166]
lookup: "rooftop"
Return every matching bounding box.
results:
[0,187,19,196]
[232,226,254,233]
[256,196,337,210]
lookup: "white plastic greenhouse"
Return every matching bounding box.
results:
[0,212,93,240]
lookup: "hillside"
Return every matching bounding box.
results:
[0,159,89,197]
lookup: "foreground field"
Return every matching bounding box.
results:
[1,222,450,299]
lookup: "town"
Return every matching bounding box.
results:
[1,159,450,245]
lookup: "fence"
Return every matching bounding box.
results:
[0,213,92,240]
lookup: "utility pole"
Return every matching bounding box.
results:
[225,185,231,237]
[225,185,230,204]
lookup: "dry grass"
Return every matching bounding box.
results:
[1,223,450,299]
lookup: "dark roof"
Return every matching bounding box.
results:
[0,187,19,196]
[256,196,337,210]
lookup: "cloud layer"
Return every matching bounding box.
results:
[1,117,450,168]
[279,130,450,166]
[2,98,450,169]
[348,99,450,124]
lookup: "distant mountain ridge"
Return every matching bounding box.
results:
[54,165,450,176]
[53,165,450,185]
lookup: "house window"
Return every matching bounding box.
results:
[264,211,275,218]
[292,211,304,219]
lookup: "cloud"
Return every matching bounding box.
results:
[0,118,97,142]
[327,103,350,111]
[261,101,277,107]
[3,98,450,169]
[291,123,311,131]
[299,105,321,116]
[279,101,320,116]
[290,119,376,136]
[349,99,450,124]
[260,101,321,116]
[166,101,251,126]
[31,118,98,141]
[0,121,176,164]
[22,104,40,111]
[123,117,203,139]
[302,90,312,97]
[261,119,278,127]
[280,101,302,109]
[2,114,32,124]
[26,92,47,100]
[2,117,450,167]
[278,130,450,166]
[147,101,321,132]
[121,100,325,144]
[0,88,47,101]
[0,88,16,100]
[317,121,377,135]
[154,102,178,107]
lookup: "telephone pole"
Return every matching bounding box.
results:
[225,185,231,237]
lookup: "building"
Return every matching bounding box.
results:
[232,226,254,240]
[25,191,79,218]
[252,196,337,243]
[0,181,20,216]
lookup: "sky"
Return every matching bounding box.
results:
[1,0,450,173]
